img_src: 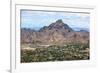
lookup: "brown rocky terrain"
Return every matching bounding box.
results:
[21,19,89,45]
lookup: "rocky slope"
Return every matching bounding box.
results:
[21,19,89,45]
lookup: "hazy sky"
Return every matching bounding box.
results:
[21,10,90,31]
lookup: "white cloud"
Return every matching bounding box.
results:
[21,10,90,30]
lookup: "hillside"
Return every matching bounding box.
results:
[21,19,89,45]
[21,19,89,62]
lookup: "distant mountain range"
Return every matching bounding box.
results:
[21,19,89,45]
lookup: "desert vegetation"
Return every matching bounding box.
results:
[21,19,90,63]
[21,43,89,63]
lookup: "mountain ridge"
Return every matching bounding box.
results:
[21,19,89,45]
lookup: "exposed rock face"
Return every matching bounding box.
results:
[39,19,73,32]
[21,19,89,45]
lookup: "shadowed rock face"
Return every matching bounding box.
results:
[39,19,73,32]
[21,19,89,45]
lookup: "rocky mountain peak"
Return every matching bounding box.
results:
[46,19,73,31]
[55,19,63,23]
[39,19,73,32]
[50,19,64,27]
[21,19,89,44]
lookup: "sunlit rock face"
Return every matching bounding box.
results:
[21,19,89,45]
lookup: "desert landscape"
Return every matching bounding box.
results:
[21,19,89,63]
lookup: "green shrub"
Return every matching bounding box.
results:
[21,43,89,63]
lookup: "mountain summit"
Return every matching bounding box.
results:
[40,19,73,32]
[55,19,63,23]
[21,19,89,45]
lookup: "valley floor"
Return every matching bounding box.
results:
[21,43,89,63]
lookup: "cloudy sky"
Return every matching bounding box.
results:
[21,10,90,31]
